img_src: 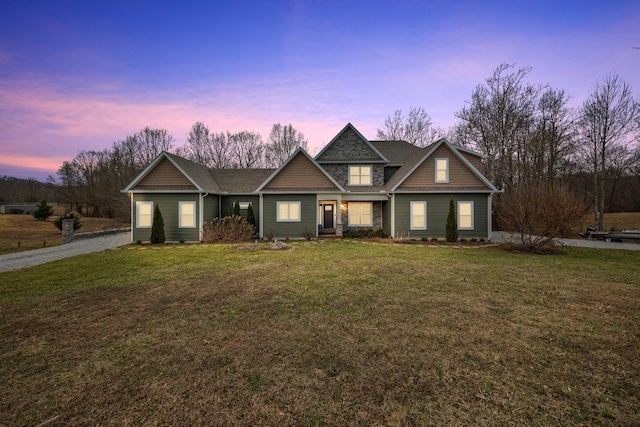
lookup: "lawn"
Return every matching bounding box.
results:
[1,240,639,426]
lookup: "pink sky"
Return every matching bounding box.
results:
[1,0,639,181]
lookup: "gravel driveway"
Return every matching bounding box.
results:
[0,232,131,273]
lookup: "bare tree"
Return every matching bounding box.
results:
[175,122,213,166]
[578,73,640,230]
[230,131,265,168]
[264,123,308,167]
[377,107,443,147]
[134,127,175,166]
[455,64,544,191]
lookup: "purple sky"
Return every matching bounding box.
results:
[1,0,639,182]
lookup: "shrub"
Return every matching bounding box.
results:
[302,230,314,240]
[150,205,165,244]
[203,216,255,242]
[233,201,241,217]
[497,183,587,252]
[246,204,256,226]
[54,212,82,231]
[446,196,458,242]
[343,228,388,238]
[33,200,54,221]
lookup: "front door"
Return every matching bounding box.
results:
[323,204,334,228]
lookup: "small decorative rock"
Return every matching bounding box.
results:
[270,238,287,250]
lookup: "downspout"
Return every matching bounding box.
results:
[259,193,264,239]
[129,192,134,242]
[200,193,208,242]
[390,193,395,238]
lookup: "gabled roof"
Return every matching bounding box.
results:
[209,169,274,193]
[257,148,345,192]
[387,138,499,192]
[122,151,222,193]
[370,140,421,165]
[315,123,389,163]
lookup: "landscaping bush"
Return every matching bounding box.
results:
[446,196,458,242]
[53,212,82,231]
[233,201,241,217]
[33,200,54,221]
[343,228,388,238]
[150,205,165,244]
[203,215,255,242]
[498,183,587,252]
[246,204,255,226]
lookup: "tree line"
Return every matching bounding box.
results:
[7,63,637,229]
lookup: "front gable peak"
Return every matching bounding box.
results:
[315,123,388,164]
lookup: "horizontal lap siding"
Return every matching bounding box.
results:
[203,195,219,223]
[132,193,200,242]
[394,193,490,239]
[262,194,316,238]
[399,145,486,189]
[137,158,196,188]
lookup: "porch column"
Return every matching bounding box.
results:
[390,194,395,238]
[259,194,264,239]
[335,194,343,237]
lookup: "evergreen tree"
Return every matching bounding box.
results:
[233,200,241,217]
[54,211,82,231]
[33,200,54,221]
[150,204,165,243]
[246,203,255,226]
[222,206,231,217]
[446,196,458,242]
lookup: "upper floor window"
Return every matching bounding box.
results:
[435,158,449,183]
[349,165,372,186]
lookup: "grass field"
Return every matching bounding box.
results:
[1,239,639,425]
[0,213,129,255]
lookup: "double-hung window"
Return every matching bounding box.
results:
[349,165,372,186]
[136,201,153,228]
[277,201,301,222]
[179,201,196,228]
[457,201,474,230]
[349,202,372,226]
[410,201,427,230]
[435,158,449,183]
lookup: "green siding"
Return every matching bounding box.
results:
[132,193,200,242]
[203,195,219,223]
[262,194,317,238]
[220,195,260,231]
[394,193,490,239]
[382,200,391,235]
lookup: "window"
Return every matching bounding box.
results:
[410,201,427,230]
[238,202,252,210]
[349,202,372,226]
[179,201,196,228]
[458,201,474,230]
[277,201,301,222]
[349,165,372,186]
[435,158,449,183]
[136,201,153,228]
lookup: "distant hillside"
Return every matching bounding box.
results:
[0,176,58,204]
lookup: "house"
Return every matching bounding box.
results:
[122,123,499,242]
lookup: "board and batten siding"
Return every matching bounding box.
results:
[261,194,317,238]
[132,193,200,242]
[393,193,490,239]
[399,145,486,189]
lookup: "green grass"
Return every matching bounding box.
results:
[1,240,639,425]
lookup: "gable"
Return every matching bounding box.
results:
[316,124,387,163]
[135,157,197,190]
[261,151,341,191]
[397,144,487,190]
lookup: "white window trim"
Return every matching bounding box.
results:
[277,201,301,222]
[179,201,197,228]
[457,201,474,230]
[348,165,372,186]
[435,158,449,183]
[348,202,373,227]
[410,201,427,230]
[136,201,153,228]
